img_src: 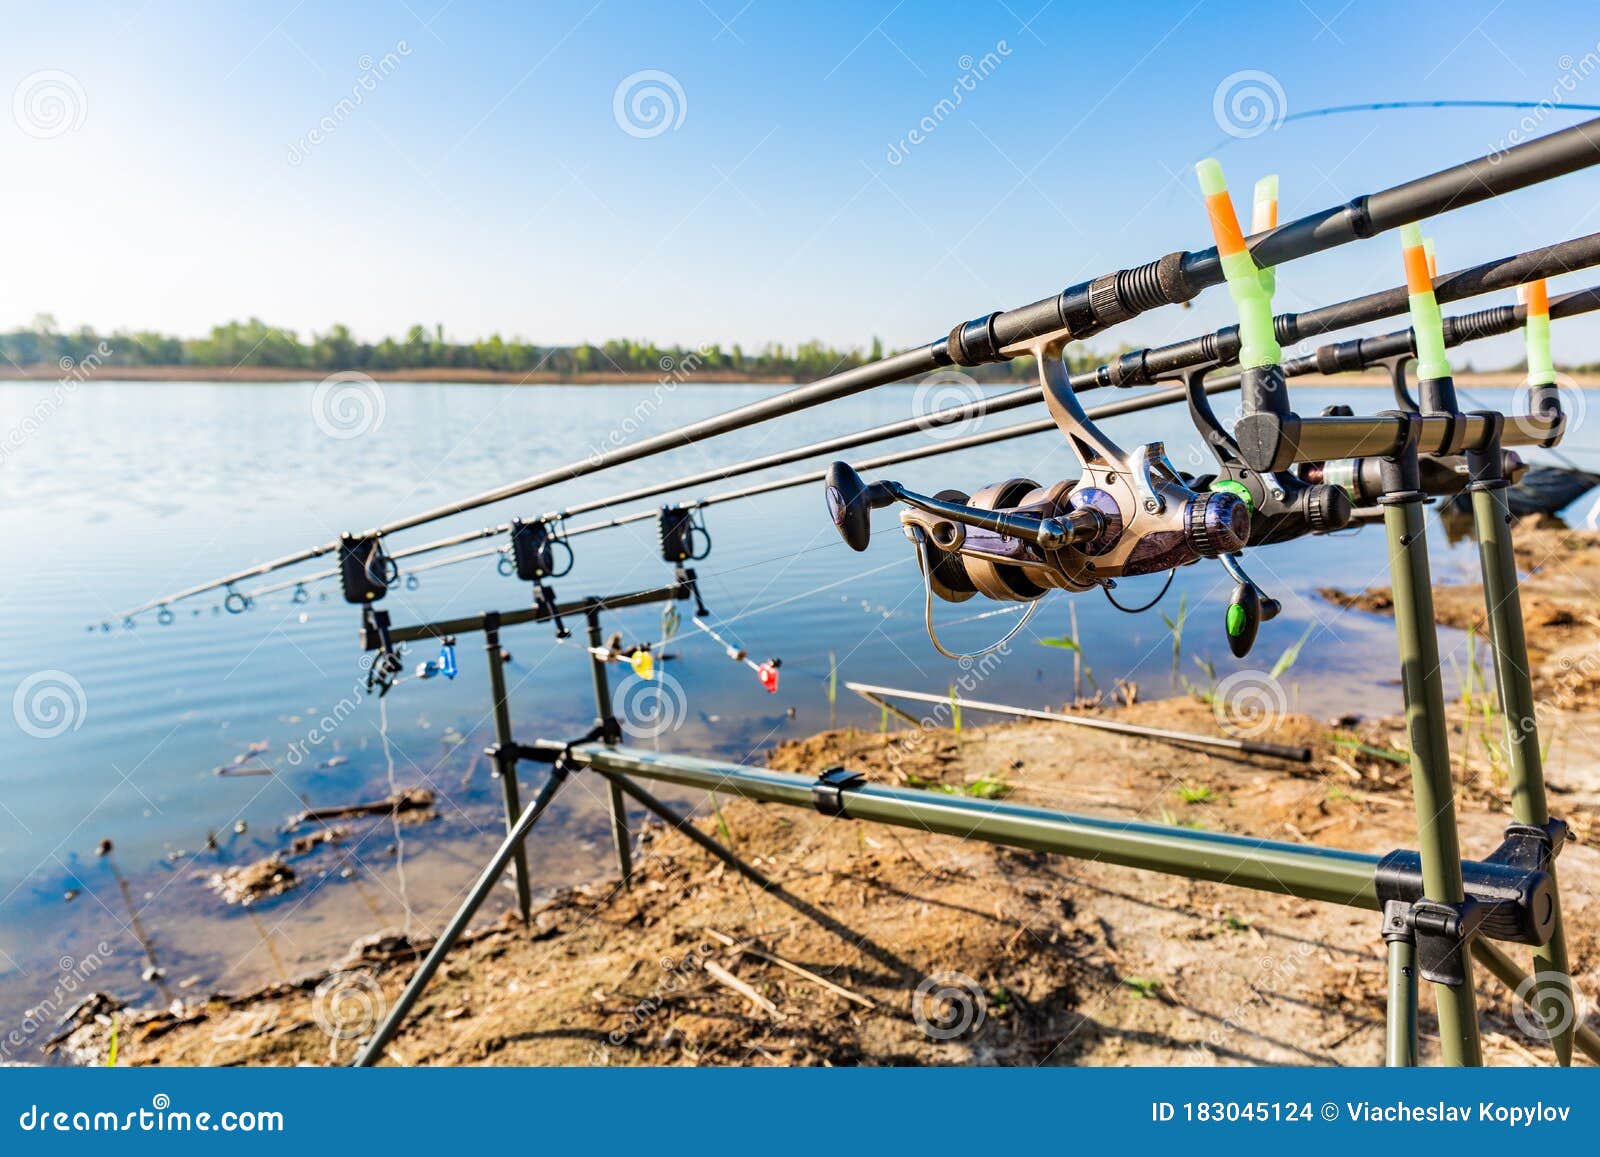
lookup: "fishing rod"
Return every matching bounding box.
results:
[204,231,1600,619]
[229,279,1600,622]
[114,117,1600,622]
[822,211,1600,665]
[820,163,1597,663]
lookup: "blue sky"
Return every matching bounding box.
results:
[5,0,1600,364]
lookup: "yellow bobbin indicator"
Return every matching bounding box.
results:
[1195,158,1280,370]
[630,649,654,679]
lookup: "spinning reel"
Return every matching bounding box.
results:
[1174,363,1351,658]
[825,332,1250,657]
[1177,365,1354,546]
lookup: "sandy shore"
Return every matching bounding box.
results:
[41,521,1600,1068]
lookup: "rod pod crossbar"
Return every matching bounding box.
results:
[352,738,1581,1065]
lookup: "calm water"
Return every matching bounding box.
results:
[0,378,1592,1050]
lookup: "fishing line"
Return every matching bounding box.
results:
[377,695,416,937]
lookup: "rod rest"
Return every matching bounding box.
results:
[1375,819,1567,986]
[1235,407,1562,474]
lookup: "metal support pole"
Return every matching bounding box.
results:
[585,608,632,887]
[483,614,532,923]
[1470,479,1575,1065]
[1384,922,1419,1066]
[541,742,1386,907]
[846,682,1312,761]
[599,771,776,891]
[1382,476,1482,1065]
[353,764,570,1066]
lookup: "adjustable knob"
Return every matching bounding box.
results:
[1186,491,1250,558]
[1304,484,1353,534]
[824,461,895,552]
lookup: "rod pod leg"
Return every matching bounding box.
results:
[1380,440,1482,1065]
[353,763,570,1066]
[1469,477,1575,1064]
[484,615,533,923]
[1383,902,1419,1066]
[584,608,633,888]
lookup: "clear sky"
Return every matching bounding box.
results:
[5,0,1600,364]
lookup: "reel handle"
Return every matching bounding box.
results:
[825,461,1103,554]
[825,462,898,551]
[1221,553,1282,659]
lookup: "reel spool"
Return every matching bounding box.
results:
[825,451,1248,608]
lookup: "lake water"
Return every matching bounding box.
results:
[0,377,1593,1053]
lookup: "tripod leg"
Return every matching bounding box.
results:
[1384,492,1482,1065]
[485,619,533,922]
[601,771,775,891]
[353,764,569,1067]
[1470,482,1574,1064]
[1385,927,1419,1066]
[585,608,632,887]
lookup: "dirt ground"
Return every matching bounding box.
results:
[45,522,1600,1068]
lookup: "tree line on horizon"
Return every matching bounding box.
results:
[0,315,1118,381]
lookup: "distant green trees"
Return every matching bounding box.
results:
[0,315,1115,382]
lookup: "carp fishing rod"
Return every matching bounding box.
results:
[821,249,1596,667]
[227,278,1600,625]
[113,117,1600,623]
[221,284,1590,725]
[201,232,1600,618]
